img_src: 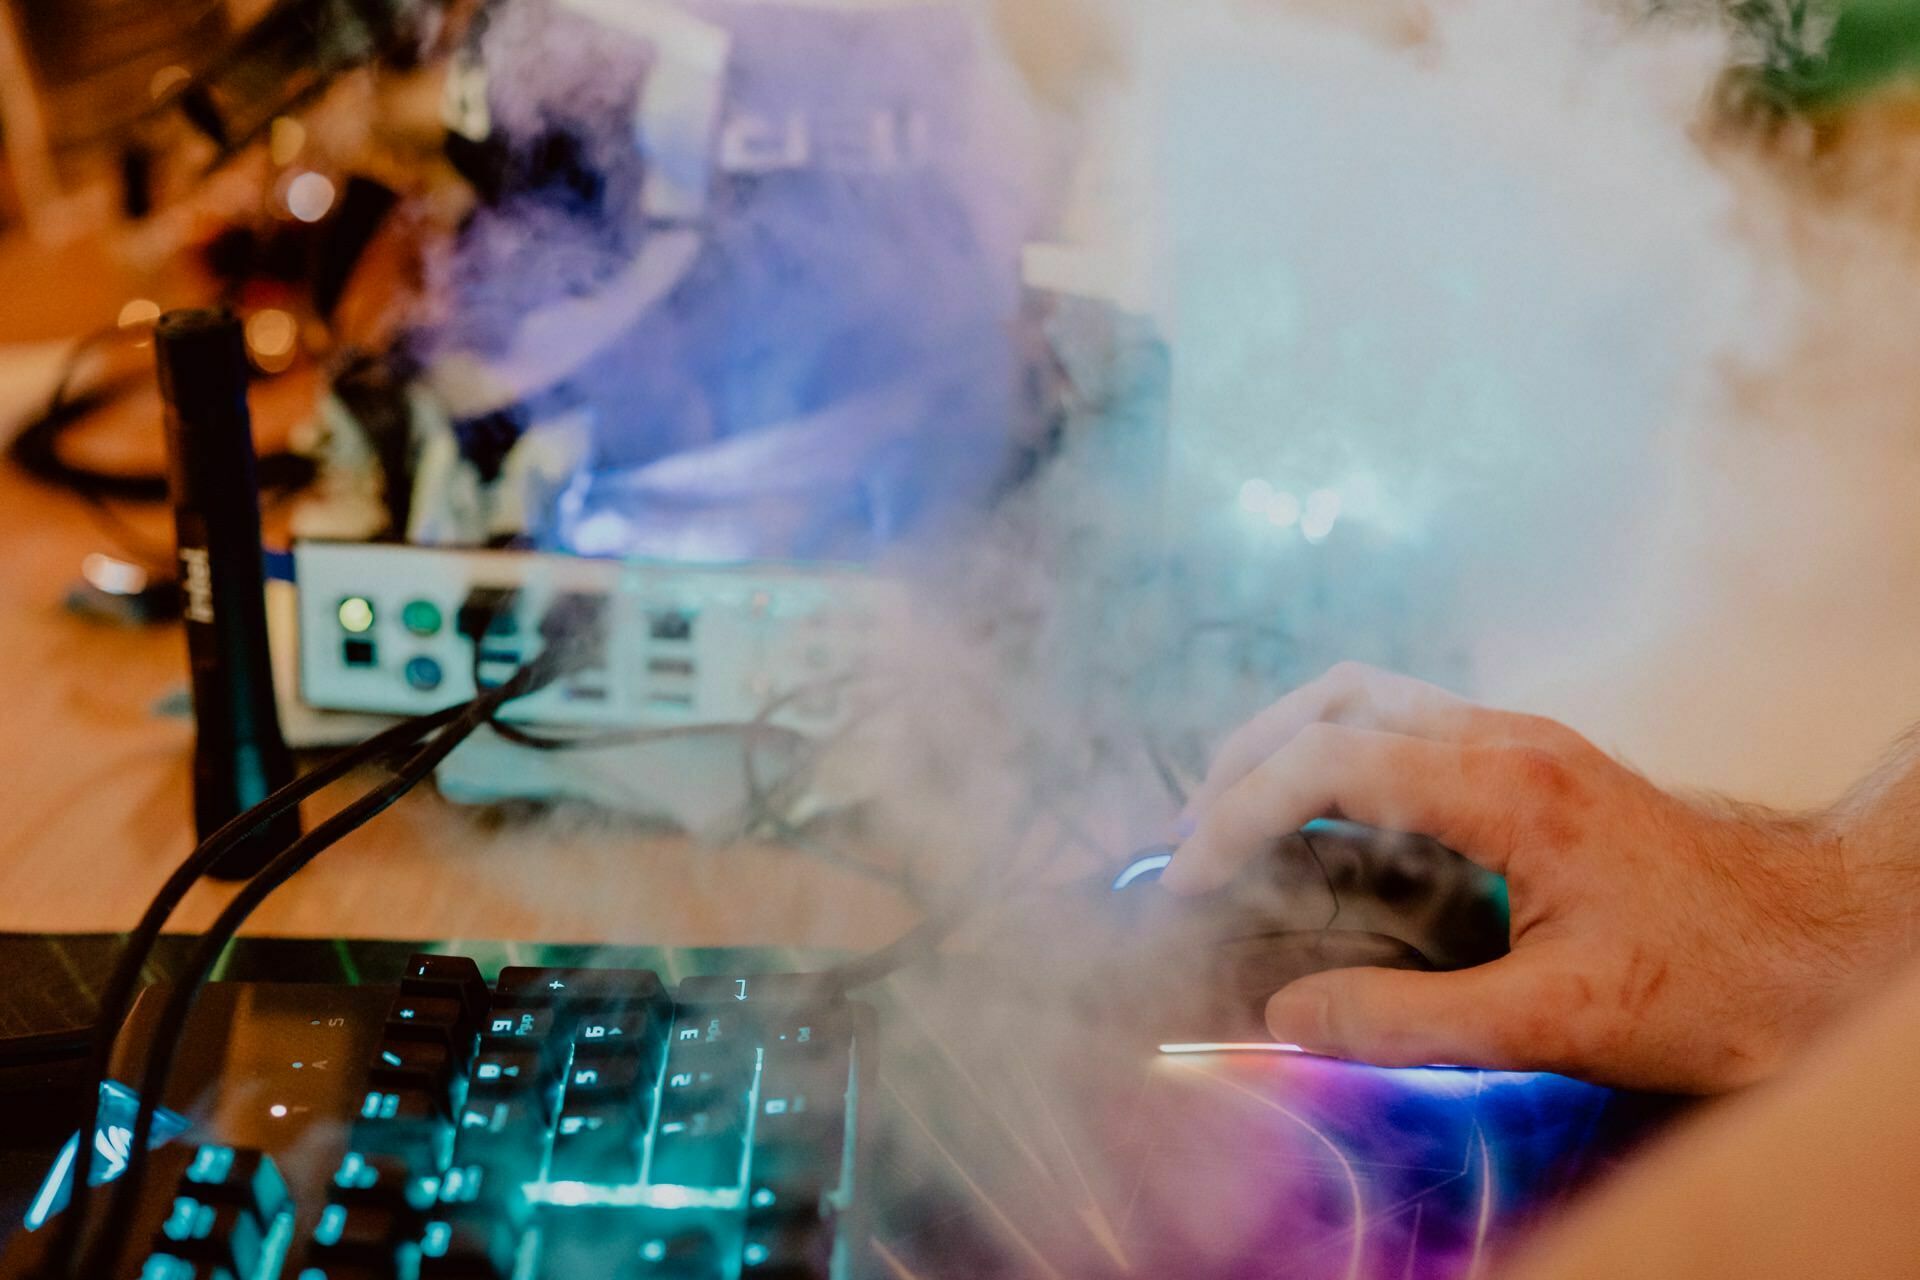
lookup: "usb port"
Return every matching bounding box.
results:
[648,691,695,711]
[563,684,610,703]
[646,657,696,679]
[648,610,695,642]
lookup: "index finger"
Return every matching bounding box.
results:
[1188,663,1561,819]
[1168,723,1555,894]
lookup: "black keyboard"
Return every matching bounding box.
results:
[5,955,873,1280]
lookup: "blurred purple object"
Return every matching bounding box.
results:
[421,0,1045,563]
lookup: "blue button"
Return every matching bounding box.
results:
[404,656,444,692]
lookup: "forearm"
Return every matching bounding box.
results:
[1503,952,1920,1279]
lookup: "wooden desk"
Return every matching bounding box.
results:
[0,236,920,951]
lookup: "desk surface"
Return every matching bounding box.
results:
[0,234,920,951]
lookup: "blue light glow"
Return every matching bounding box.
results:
[23,1082,189,1230]
[527,1180,742,1211]
[1111,850,1174,890]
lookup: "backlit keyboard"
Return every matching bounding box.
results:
[9,955,872,1280]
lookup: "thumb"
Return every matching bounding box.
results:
[1265,959,1540,1071]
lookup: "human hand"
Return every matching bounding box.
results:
[1165,663,1920,1093]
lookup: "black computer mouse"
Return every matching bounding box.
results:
[987,822,1509,1048]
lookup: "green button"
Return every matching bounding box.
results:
[401,599,443,637]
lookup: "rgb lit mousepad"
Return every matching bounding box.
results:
[0,935,1670,1280]
[868,964,1668,1280]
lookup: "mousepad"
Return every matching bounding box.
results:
[0,933,1678,1279]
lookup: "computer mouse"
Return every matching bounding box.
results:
[986,822,1509,1048]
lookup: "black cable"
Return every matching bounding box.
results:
[818,901,976,997]
[485,717,803,754]
[41,702,469,1278]
[75,652,574,1279]
[7,325,315,510]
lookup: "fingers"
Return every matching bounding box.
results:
[1264,958,1552,1071]
[1166,724,1552,894]
[1188,663,1570,820]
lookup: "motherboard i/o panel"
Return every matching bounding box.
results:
[294,542,903,736]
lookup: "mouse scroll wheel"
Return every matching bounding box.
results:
[1112,849,1175,891]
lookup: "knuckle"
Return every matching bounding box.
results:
[1320,662,1377,711]
[1513,970,1605,1070]
[1287,720,1348,763]
[1322,660,1376,692]
[1505,744,1575,793]
[1521,714,1594,757]
[1473,744,1588,852]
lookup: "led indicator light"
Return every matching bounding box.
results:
[338,597,376,634]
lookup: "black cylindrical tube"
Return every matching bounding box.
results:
[156,308,301,879]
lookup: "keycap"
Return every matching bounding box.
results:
[561,1053,647,1099]
[658,1045,751,1113]
[417,1203,521,1280]
[137,1256,235,1280]
[547,1101,644,1185]
[572,1007,670,1056]
[497,967,666,1010]
[480,1007,555,1042]
[450,1094,547,1187]
[665,1005,754,1050]
[308,1201,413,1266]
[289,1263,393,1280]
[330,1152,439,1213]
[740,1204,831,1278]
[754,1052,848,1148]
[401,954,491,1026]
[676,975,835,1006]
[746,1144,839,1202]
[534,1210,717,1280]
[647,1128,746,1190]
[369,1038,455,1100]
[468,1043,546,1092]
[352,1087,448,1168]
[386,993,472,1063]
[178,1145,289,1224]
[757,1006,851,1053]
[631,1228,723,1278]
[745,1178,827,1219]
[151,1195,264,1278]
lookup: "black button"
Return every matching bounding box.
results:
[658,1045,750,1116]
[469,1043,547,1093]
[386,993,470,1056]
[402,953,491,1026]
[562,1053,646,1100]
[370,1037,454,1100]
[480,1006,556,1043]
[450,1095,547,1187]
